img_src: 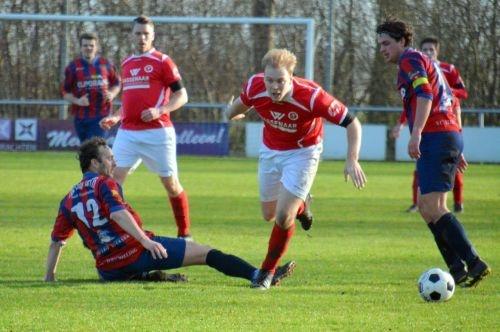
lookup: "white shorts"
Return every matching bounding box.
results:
[258,143,322,202]
[112,127,178,177]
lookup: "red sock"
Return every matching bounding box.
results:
[296,201,305,216]
[453,172,463,204]
[168,191,190,237]
[412,170,419,205]
[261,223,295,273]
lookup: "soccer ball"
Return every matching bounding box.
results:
[418,268,455,302]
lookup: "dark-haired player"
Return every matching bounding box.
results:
[377,18,490,287]
[45,137,295,286]
[100,15,192,239]
[226,48,366,290]
[392,37,468,213]
[61,32,121,142]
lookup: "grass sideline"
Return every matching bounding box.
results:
[0,152,498,331]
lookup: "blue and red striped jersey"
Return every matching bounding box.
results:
[397,48,460,133]
[51,172,153,271]
[61,56,120,120]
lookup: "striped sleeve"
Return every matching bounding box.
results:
[400,55,433,100]
[51,199,75,242]
[61,62,75,95]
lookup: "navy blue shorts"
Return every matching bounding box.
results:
[417,131,463,195]
[98,236,186,281]
[74,117,107,142]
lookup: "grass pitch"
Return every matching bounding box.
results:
[0,152,498,331]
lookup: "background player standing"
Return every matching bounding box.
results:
[61,32,121,142]
[44,137,295,286]
[377,18,490,287]
[100,16,192,239]
[226,48,367,290]
[392,36,468,213]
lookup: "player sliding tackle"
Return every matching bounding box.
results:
[45,137,295,287]
[226,48,367,290]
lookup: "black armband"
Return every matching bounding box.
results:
[169,80,184,92]
[339,112,355,127]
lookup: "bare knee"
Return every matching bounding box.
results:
[419,195,448,223]
[275,210,295,229]
[262,211,275,222]
[182,242,212,266]
[160,176,183,196]
[261,201,276,222]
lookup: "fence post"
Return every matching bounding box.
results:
[58,0,70,120]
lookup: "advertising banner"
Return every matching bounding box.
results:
[0,119,229,156]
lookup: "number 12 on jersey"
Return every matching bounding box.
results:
[71,199,108,228]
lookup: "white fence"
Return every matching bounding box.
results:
[395,127,500,163]
[246,123,500,163]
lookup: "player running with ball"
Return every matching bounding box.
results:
[376,18,490,287]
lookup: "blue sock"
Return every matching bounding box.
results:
[206,249,258,281]
[434,213,478,266]
[427,222,465,273]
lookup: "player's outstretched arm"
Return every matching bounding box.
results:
[44,240,65,282]
[110,210,168,260]
[225,96,250,121]
[63,92,90,107]
[344,118,367,189]
[104,84,121,103]
[99,107,122,130]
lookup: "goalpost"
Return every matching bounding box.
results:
[0,13,315,78]
[0,13,315,121]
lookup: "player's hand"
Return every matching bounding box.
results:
[103,91,114,102]
[225,95,247,121]
[390,124,402,139]
[141,108,162,122]
[344,159,367,189]
[232,114,246,120]
[76,94,90,107]
[142,239,168,260]
[457,153,468,173]
[408,134,421,159]
[99,115,120,130]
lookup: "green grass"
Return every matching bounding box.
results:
[0,152,498,331]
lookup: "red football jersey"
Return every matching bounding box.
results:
[439,61,468,100]
[51,172,154,271]
[240,74,348,150]
[120,48,182,130]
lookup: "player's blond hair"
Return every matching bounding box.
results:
[261,49,297,75]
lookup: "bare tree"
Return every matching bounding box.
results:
[252,0,275,72]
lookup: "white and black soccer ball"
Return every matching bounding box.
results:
[418,268,455,302]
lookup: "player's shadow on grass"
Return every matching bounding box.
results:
[0,279,195,289]
[0,279,104,288]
